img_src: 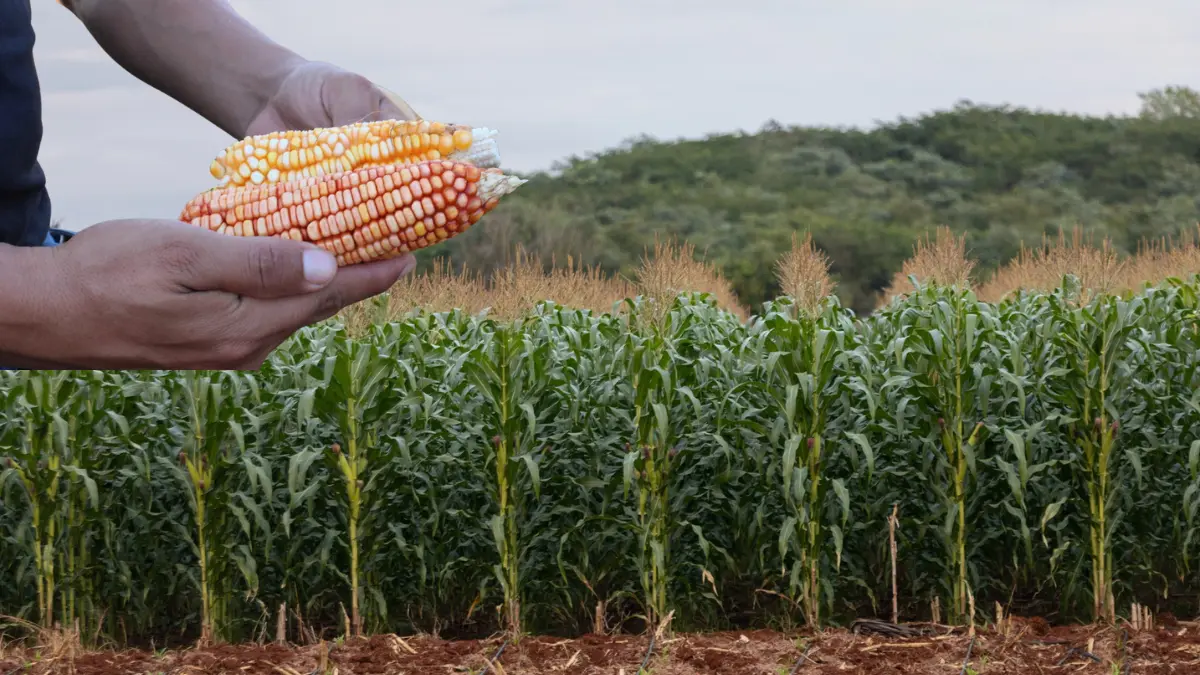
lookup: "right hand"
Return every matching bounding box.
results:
[2,219,415,370]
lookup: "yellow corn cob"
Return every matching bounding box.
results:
[181,159,525,266]
[208,119,501,187]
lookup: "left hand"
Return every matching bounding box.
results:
[245,60,420,136]
[238,60,420,301]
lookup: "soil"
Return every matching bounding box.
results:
[4,620,1200,674]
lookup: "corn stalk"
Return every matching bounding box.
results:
[163,370,249,644]
[305,318,400,639]
[1047,279,1138,622]
[0,371,80,629]
[55,371,114,643]
[758,297,851,627]
[463,314,552,639]
[623,296,684,634]
[889,281,996,624]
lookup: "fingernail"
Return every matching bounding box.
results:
[303,249,337,286]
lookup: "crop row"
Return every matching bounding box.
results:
[1,275,1198,647]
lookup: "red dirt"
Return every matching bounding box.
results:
[4,622,1200,674]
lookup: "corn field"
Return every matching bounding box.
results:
[1,235,1199,649]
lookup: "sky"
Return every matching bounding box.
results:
[27,0,1200,230]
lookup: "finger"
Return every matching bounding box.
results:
[167,227,340,299]
[236,253,416,334]
[378,85,420,120]
[326,75,419,124]
[323,72,383,124]
[244,108,289,137]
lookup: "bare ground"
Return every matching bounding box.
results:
[5,619,1200,674]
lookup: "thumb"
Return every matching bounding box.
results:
[180,231,339,299]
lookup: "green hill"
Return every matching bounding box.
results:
[426,86,1200,314]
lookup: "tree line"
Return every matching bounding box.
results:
[424,85,1200,314]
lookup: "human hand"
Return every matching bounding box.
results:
[0,220,414,370]
[246,60,419,136]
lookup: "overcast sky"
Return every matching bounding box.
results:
[29,0,1200,230]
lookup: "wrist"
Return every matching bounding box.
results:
[68,0,308,139]
[0,245,70,366]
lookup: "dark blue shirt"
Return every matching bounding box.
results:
[0,0,52,247]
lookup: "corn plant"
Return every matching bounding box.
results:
[883,281,998,624]
[0,371,116,634]
[461,311,556,638]
[52,371,122,642]
[380,309,497,636]
[1044,277,1139,622]
[979,291,1073,605]
[657,295,769,631]
[620,296,688,633]
[1160,281,1200,588]
[155,370,254,644]
[300,317,403,638]
[0,371,71,629]
[90,376,188,643]
[1105,281,1200,605]
[539,306,643,635]
[752,295,854,627]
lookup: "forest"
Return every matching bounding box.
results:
[425,85,1200,314]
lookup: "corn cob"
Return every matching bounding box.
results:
[208,120,501,187]
[181,159,525,266]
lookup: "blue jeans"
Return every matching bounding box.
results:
[43,227,72,246]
